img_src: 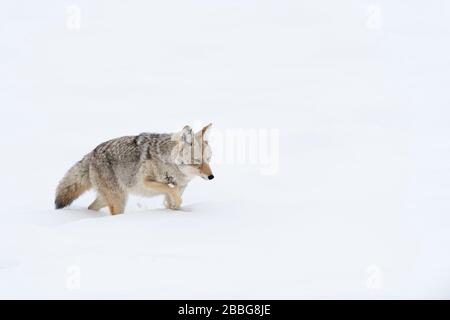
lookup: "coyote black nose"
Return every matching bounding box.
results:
[208,175,214,180]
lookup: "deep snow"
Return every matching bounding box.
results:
[1,0,450,299]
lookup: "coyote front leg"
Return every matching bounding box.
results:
[143,178,182,210]
[164,185,186,210]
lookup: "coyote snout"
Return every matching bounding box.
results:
[199,162,214,180]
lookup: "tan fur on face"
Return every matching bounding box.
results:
[197,124,214,178]
[199,162,212,176]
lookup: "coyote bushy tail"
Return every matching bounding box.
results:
[55,155,91,209]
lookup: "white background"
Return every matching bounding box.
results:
[1,0,449,298]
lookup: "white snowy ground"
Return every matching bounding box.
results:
[1,1,450,299]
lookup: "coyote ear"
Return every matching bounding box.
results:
[174,125,193,144]
[197,123,212,141]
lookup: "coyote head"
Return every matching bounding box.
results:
[171,124,214,180]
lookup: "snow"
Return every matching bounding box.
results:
[1,0,450,299]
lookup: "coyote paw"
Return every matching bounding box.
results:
[164,199,182,210]
[164,191,182,210]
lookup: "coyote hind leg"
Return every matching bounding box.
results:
[89,165,127,215]
[88,195,107,211]
[103,191,127,215]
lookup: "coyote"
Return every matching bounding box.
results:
[55,124,214,215]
